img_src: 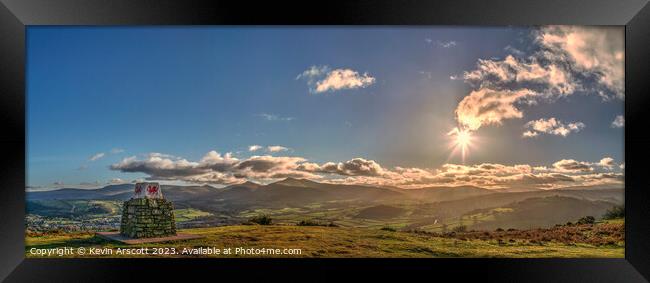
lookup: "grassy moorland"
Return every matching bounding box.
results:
[25,219,624,258]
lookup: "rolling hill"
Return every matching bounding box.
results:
[26,178,624,230]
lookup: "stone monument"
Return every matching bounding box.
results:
[120,182,177,238]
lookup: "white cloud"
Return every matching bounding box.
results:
[110,150,317,185]
[598,157,615,169]
[108,178,126,184]
[250,145,290,153]
[267,145,288,153]
[248,145,263,152]
[463,55,577,97]
[455,88,536,131]
[89,152,105,161]
[299,158,386,177]
[110,148,125,154]
[611,115,624,128]
[537,26,624,99]
[110,150,622,190]
[297,66,376,93]
[258,113,294,121]
[522,131,538,138]
[523,117,585,138]
[296,65,329,80]
[454,26,623,134]
[437,40,457,48]
[552,159,593,173]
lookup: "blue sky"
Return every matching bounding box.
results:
[27,26,624,190]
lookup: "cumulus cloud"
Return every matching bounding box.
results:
[110,151,317,185]
[598,157,615,169]
[267,145,288,153]
[248,145,263,152]
[297,65,376,93]
[249,145,289,153]
[323,157,622,190]
[611,115,624,128]
[522,131,538,138]
[523,117,585,138]
[455,88,536,131]
[463,55,577,97]
[537,26,624,99]
[300,158,386,177]
[89,152,105,161]
[296,65,329,80]
[454,26,623,133]
[110,150,622,190]
[552,159,593,173]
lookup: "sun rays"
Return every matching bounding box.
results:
[447,127,476,164]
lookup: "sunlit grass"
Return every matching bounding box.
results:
[26,225,623,258]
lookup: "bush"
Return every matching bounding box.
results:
[577,216,596,225]
[297,220,321,226]
[248,215,273,225]
[380,226,397,232]
[452,225,467,233]
[495,228,504,232]
[603,205,624,219]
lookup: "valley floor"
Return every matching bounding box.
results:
[25,222,624,258]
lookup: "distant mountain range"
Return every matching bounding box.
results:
[26,178,624,231]
[28,177,623,210]
[27,178,496,204]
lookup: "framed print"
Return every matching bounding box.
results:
[1,0,649,281]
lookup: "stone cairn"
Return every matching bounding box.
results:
[120,182,177,238]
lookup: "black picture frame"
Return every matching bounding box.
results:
[1,0,649,281]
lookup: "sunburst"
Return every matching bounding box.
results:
[447,127,475,163]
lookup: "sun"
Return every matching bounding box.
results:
[456,129,472,148]
[447,127,475,163]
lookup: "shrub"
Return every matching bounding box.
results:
[603,205,624,219]
[248,215,273,225]
[577,216,596,225]
[297,220,318,226]
[495,228,504,232]
[380,226,397,232]
[452,225,467,233]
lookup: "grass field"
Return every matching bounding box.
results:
[174,208,213,222]
[25,223,624,258]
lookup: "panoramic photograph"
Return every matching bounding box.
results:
[26,26,624,258]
